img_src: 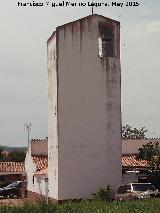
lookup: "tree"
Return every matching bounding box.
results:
[7,151,26,162]
[0,150,26,162]
[137,142,160,170]
[122,125,147,139]
[0,146,4,161]
[0,146,3,155]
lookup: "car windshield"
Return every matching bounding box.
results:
[132,184,156,192]
[5,182,19,188]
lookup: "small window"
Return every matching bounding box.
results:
[32,176,34,185]
[45,178,48,183]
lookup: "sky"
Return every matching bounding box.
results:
[0,0,160,147]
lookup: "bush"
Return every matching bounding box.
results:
[91,185,112,201]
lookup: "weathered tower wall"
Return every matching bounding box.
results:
[48,14,122,201]
[48,33,58,199]
[57,15,122,200]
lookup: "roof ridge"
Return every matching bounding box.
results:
[47,14,119,43]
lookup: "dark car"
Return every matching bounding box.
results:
[0,181,26,198]
[115,183,160,201]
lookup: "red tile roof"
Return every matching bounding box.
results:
[32,156,48,172]
[31,154,150,176]
[0,162,25,173]
[122,155,149,167]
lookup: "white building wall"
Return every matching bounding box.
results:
[57,15,122,200]
[25,152,36,193]
[47,33,58,199]
[34,177,48,197]
[25,152,47,197]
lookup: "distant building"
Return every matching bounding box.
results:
[122,138,160,155]
[25,138,48,199]
[122,139,160,184]
[0,162,25,184]
[47,14,122,202]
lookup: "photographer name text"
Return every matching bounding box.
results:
[17,1,140,8]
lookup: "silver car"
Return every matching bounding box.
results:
[115,183,160,201]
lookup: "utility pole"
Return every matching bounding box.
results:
[24,123,31,148]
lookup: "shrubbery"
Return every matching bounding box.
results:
[91,185,112,201]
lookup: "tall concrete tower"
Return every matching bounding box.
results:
[47,14,122,201]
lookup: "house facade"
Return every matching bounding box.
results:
[25,138,48,200]
[48,14,122,201]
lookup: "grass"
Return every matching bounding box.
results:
[0,199,160,213]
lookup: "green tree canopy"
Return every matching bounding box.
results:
[122,125,148,139]
[7,151,26,162]
[137,142,160,170]
[0,150,26,162]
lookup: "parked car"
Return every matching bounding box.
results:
[115,183,160,201]
[0,181,26,198]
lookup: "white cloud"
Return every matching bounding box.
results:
[145,21,160,34]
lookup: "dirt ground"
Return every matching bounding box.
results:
[0,199,25,207]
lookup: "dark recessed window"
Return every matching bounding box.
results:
[98,23,114,57]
